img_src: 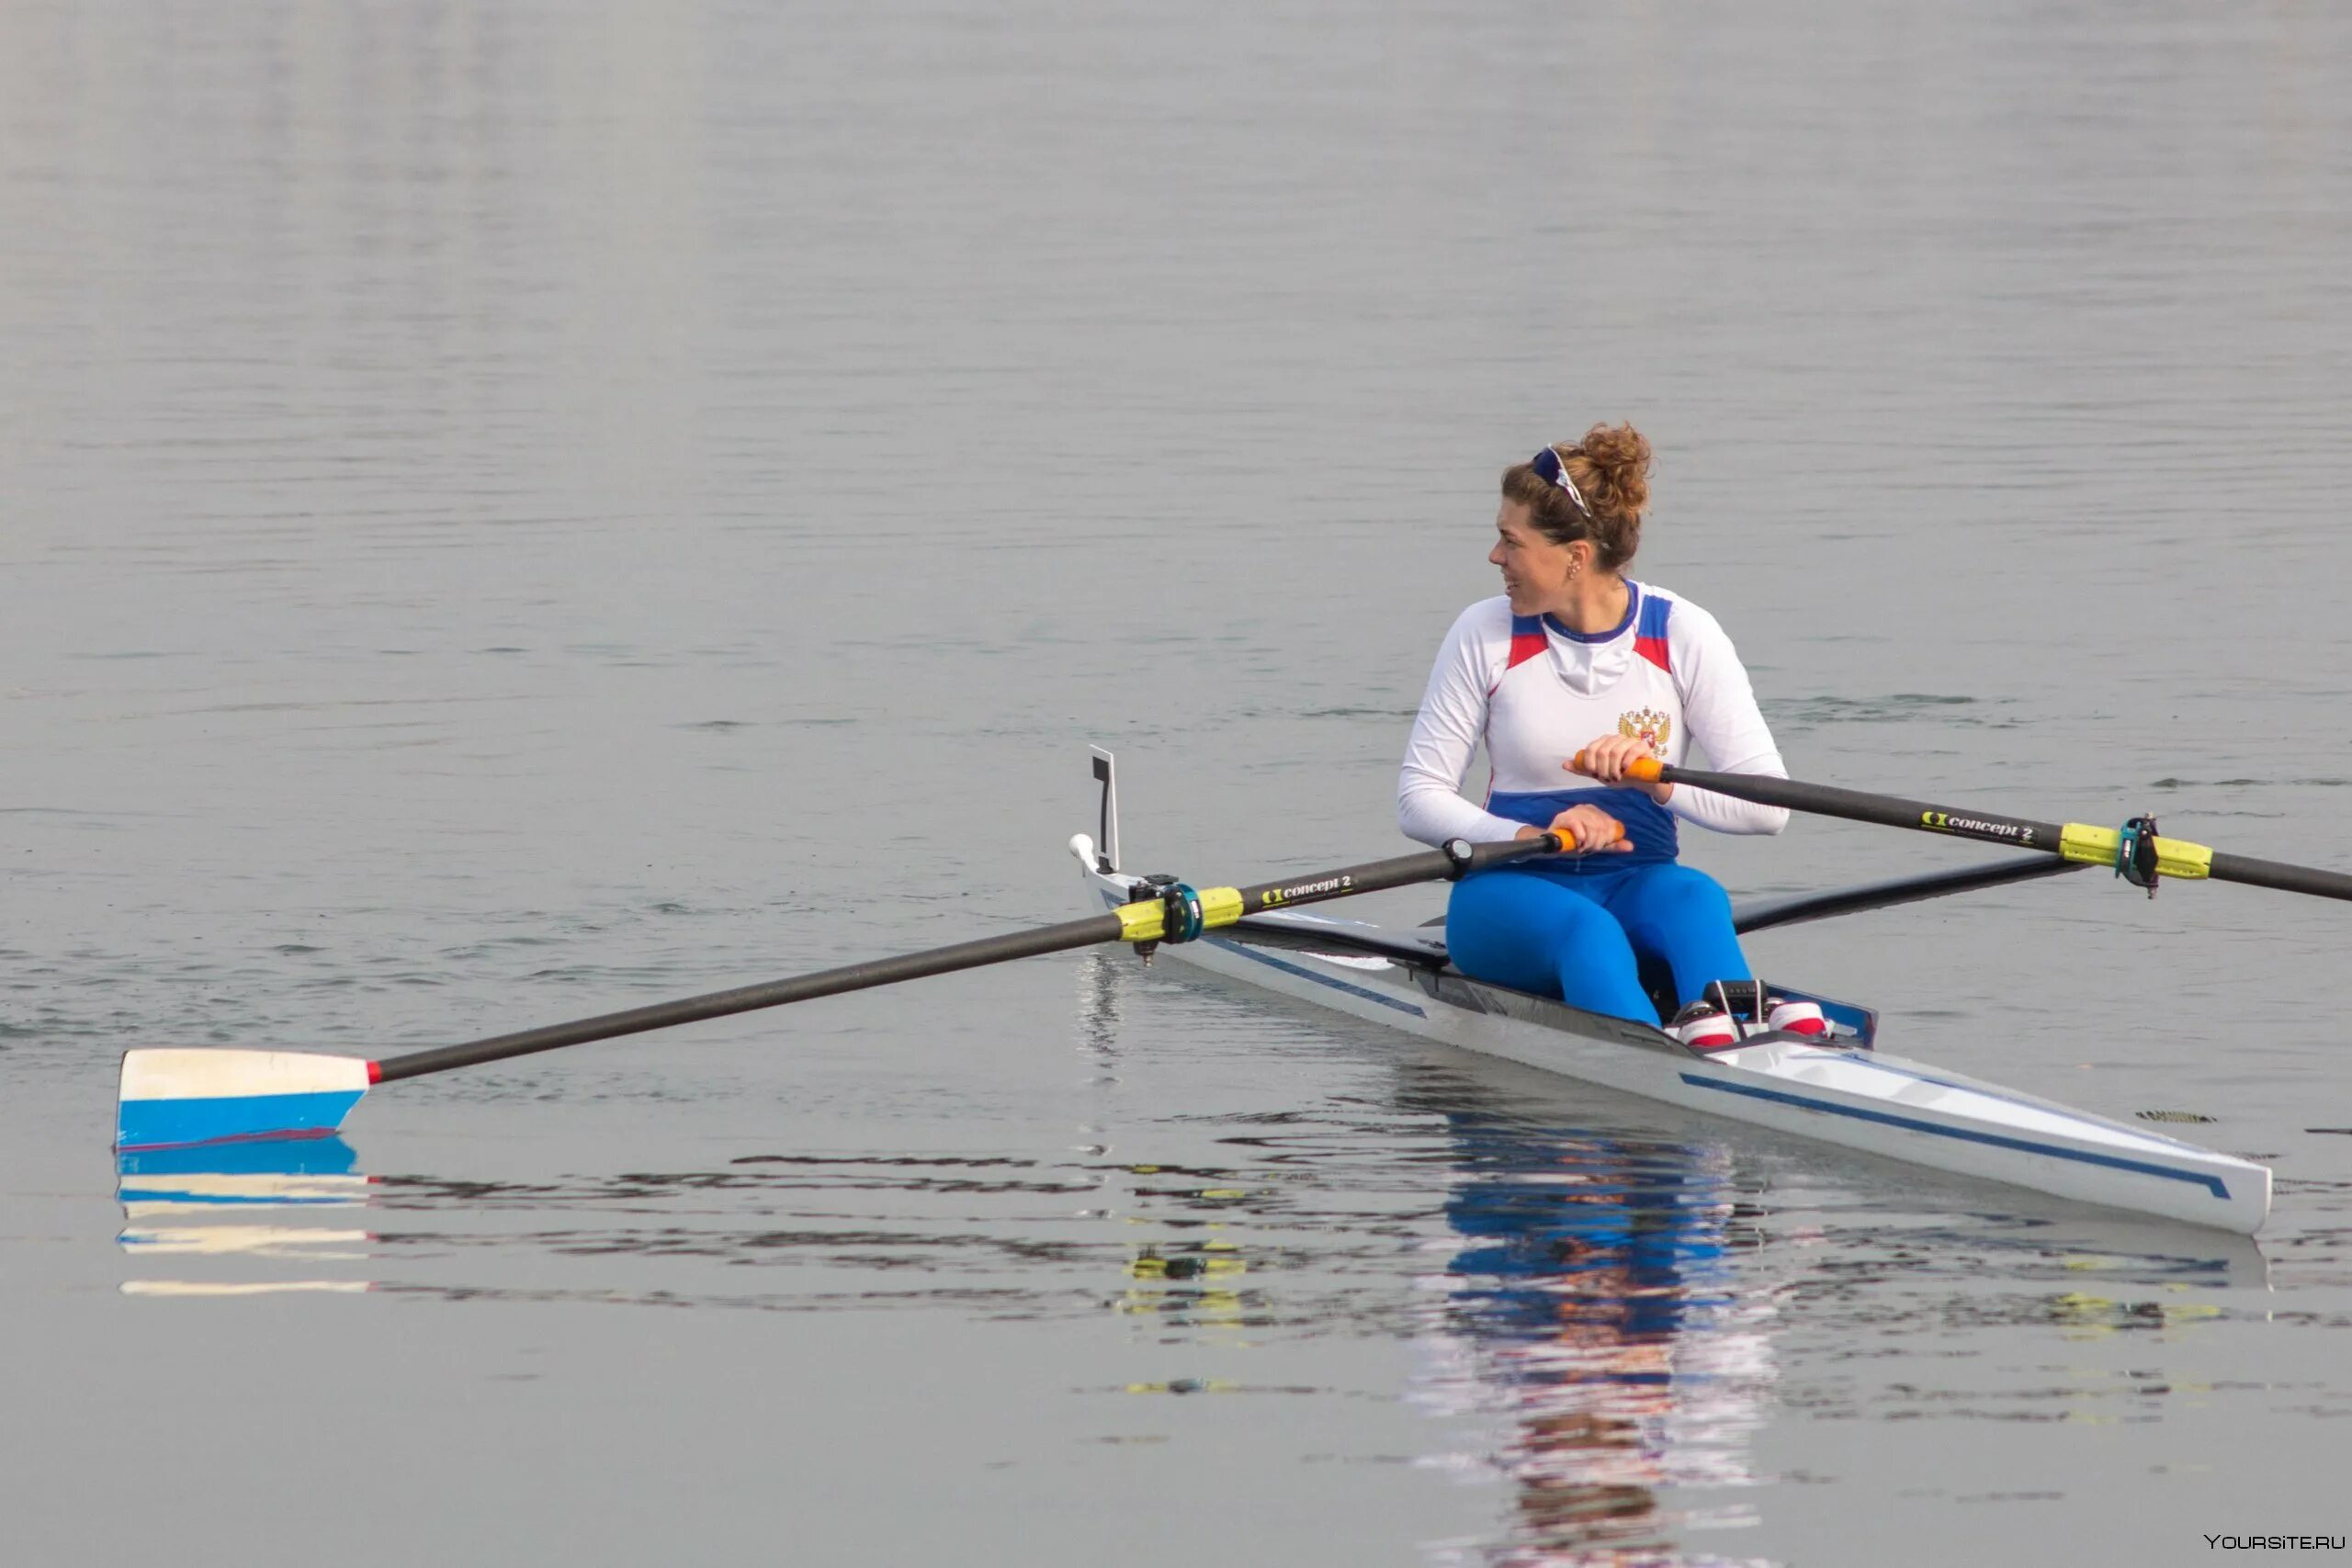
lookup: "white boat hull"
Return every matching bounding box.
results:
[1080,868,2271,1235]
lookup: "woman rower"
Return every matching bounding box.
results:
[1396,423,1820,1046]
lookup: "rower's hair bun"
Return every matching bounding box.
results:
[1576,422,1652,520]
[1500,418,1654,571]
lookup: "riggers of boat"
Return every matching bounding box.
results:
[1070,750,2272,1235]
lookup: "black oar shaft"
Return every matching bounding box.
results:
[1660,765,2068,853]
[2207,850,2352,902]
[1228,840,1549,908]
[374,836,1555,1085]
[1732,856,2082,936]
[1656,761,2352,904]
[374,914,1127,1084]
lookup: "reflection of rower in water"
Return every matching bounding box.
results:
[1408,1078,1782,1563]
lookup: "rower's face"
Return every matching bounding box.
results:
[1490,500,1575,613]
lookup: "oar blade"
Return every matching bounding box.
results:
[116,1049,374,1152]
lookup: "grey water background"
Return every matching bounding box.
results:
[5,3,2350,1562]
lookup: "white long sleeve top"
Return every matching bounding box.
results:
[1396,583,1790,861]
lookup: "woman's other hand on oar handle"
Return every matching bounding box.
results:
[1517,805,1633,854]
[1568,739,1673,803]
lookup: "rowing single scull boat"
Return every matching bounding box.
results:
[116,749,2324,1238]
[1071,749,2271,1235]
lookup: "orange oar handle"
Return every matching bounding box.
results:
[1568,751,1668,784]
[1533,811,1630,852]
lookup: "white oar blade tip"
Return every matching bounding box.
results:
[116,1049,373,1152]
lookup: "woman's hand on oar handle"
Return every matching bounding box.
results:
[1516,805,1633,854]
[1568,739,1674,803]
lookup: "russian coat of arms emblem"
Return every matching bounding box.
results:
[1618,708,1672,751]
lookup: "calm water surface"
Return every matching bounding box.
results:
[5,4,2351,1563]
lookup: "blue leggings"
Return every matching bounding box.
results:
[1445,862,1750,1025]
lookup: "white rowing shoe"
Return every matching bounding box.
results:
[1072,750,2271,1235]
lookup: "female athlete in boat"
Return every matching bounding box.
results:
[1396,423,1817,1045]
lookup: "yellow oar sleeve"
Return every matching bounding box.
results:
[1197,887,1246,928]
[1114,901,1165,942]
[1114,886,1248,944]
[2058,823,2214,880]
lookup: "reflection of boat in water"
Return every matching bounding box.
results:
[117,1137,376,1295]
[1073,908,2266,1562]
[1397,1063,2265,1565]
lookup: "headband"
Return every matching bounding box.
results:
[1529,446,1595,520]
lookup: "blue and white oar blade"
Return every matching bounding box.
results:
[116,1049,374,1152]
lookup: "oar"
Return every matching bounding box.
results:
[115,834,1565,1152]
[1732,855,2083,936]
[1214,855,2083,961]
[1592,756,2352,902]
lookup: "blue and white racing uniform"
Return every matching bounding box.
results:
[1397,583,1789,1023]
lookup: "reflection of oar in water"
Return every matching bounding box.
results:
[1589,756,2352,902]
[117,1136,368,1206]
[117,1135,378,1293]
[115,836,1565,1152]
